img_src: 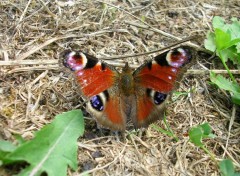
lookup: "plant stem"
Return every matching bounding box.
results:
[218,51,237,84]
[201,145,217,163]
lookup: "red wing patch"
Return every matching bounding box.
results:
[136,95,154,122]
[134,46,193,93]
[104,97,124,125]
[63,51,117,98]
[76,65,116,97]
[136,65,178,93]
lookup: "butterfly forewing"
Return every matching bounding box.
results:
[62,51,118,98]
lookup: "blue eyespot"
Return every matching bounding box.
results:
[90,95,104,111]
[154,92,167,105]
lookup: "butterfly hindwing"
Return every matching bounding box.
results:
[132,46,195,128]
[86,88,127,130]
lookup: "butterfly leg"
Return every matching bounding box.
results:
[111,131,126,142]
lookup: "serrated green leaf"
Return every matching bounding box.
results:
[219,159,235,176]
[229,18,240,39]
[3,110,84,176]
[189,127,203,147]
[218,47,240,64]
[210,72,240,93]
[210,72,240,105]
[204,31,216,52]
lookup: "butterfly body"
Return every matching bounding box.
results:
[62,46,195,131]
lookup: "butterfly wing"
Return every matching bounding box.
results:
[62,51,126,130]
[62,51,117,97]
[132,46,195,128]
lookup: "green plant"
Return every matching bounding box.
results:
[151,114,179,141]
[189,123,240,175]
[204,16,240,105]
[0,110,84,176]
[219,159,240,176]
[189,123,216,161]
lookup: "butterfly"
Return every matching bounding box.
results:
[62,46,195,131]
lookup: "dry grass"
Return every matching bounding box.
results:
[0,0,240,175]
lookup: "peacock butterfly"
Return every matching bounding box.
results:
[62,46,195,131]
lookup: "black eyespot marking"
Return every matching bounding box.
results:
[103,90,109,101]
[147,62,152,70]
[146,88,152,97]
[101,63,106,71]
[154,92,167,105]
[90,95,104,111]
[154,52,169,66]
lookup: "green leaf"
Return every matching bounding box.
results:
[2,110,84,176]
[210,72,240,105]
[204,31,216,52]
[200,123,216,139]
[212,16,225,29]
[232,92,240,105]
[172,91,188,101]
[237,43,240,53]
[219,159,235,176]
[229,18,240,39]
[0,140,17,161]
[189,123,215,147]
[215,28,231,50]
[189,127,203,147]
[218,47,240,64]
[221,38,240,50]
[210,72,240,93]
[151,124,174,137]
[0,140,17,153]
[199,123,211,135]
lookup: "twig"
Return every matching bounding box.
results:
[223,105,236,158]
[38,0,57,18]
[18,0,33,23]
[125,21,201,49]
[15,29,129,60]
[100,36,202,60]
[6,65,59,74]
[96,0,180,40]
[0,60,59,66]
[16,35,78,60]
